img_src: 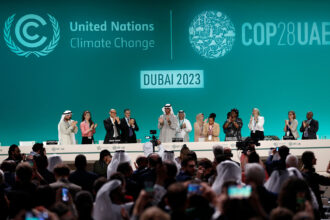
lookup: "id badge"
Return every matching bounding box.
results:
[88,136,92,139]
[208,135,212,141]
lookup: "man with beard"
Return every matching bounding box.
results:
[58,110,78,145]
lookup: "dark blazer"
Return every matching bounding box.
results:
[68,169,98,193]
[300,119,319,139]
[104,117,121,143]
[120,118,139,143]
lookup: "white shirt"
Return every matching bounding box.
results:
[110,117,119,137]
[125,117,135,128]
[176,118,192,142]
[248,116,264,132]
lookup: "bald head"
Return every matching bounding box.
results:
[306,112,313,120]
[286,154,298,168]
[245,163,265,186]
[148,153,161,168]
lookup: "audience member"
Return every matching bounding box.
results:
[69,155,98,193]
[93,150,112,177]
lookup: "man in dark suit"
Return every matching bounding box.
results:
[300,111,319,139]
[68,155,97,193]
[103,109,121,143]
[120,109,139,143]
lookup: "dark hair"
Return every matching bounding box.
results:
[186,151,197,162]
[231,108,239,117]
[99,149,111,161]
[0,160,17,172]
[180,145,190,160]
[124,109,130,113]
[270,207,294,220]
[181,156,195,167]
[209,113,216,120]
[117,162,132,176]
[53,164,70,176]
[301,151,315,169]
[147,153,162,168]
[278,178,312,213]
[75,154,87,170]
[109,172,125,185]
[278,146,290,160]
[226,112,231,119]
[198,158,213,169]
[16,162,33,183]
[50,202,70,218]
[136,156,148,168]
[166,182,187,210]
[34,154,48,170]
[93,177,107,195]
[8,144,18,156]
[164,161,178,179]
[81,110,94,127]
[35,185,56,209]
[32,143,45,154]
[248,151,260,163]
[75,191,94,219]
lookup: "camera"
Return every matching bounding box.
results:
[145,130,159,152]
[236,137,260,154]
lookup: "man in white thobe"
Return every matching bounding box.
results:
[158,104,178,143]
[58,110,78,145]
[175,110,192,142]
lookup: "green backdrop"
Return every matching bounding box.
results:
[1,0,329,145]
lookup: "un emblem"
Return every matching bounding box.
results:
[3,14,60,57]
[189,11,235,59]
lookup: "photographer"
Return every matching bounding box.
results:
[265,146,290,176]
[237,138,257,172]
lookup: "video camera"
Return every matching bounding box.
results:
[145,130,159,151]
[236,137,260,154]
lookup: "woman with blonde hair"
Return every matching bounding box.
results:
[248,108,264,142]
[194,113,205,142]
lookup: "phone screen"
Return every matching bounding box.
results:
[188,183,202,195]
[25,211,48,220]
[144,181,154,196]
[296,196,306,211]
[227,185,252,199]
[62,188,69,202]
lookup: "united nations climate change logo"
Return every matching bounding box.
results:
[3,14,60,57]
[189,11,235,59]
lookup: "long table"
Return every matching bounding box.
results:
[1,140,330,174]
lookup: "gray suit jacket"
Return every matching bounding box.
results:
[285,119,299,139]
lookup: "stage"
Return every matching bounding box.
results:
[1,139,329,174]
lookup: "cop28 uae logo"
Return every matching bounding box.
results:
[3,14,60,57]
[189,11,235,59]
